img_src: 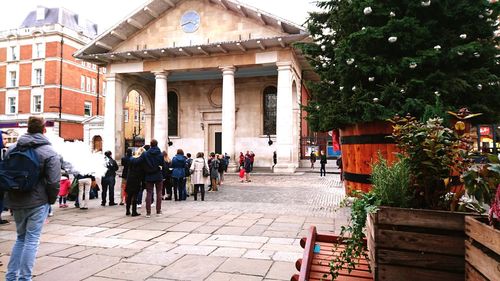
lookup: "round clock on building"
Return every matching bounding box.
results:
[180,10,200,33]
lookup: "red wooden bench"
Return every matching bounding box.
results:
[291,226,373,281]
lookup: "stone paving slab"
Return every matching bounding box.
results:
[206,272,264,281]
[154,255,226,280]
[34,254,121,281]
[126,250,183,266]
[210,247,247,258]
[32,256,75,276]
[263,261,296,280]
[96,262,162,280]
[217,257,273,276]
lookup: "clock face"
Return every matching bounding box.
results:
[180,10,200,33]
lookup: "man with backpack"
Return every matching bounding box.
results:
[1,116,61,281]
[101,151,119,206]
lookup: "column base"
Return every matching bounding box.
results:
[273,163,297,173]
[227,162,239,173]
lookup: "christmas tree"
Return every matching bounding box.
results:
[299,0,500,131]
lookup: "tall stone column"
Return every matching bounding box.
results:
[103,73,123,158]
[153,72,169,151]
[221,66,237,171]
[274,62,295,173]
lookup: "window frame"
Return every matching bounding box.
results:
[81,75,85,91]
[123,109,129,123]
[9,71,17,87]
[31,94,43,113]
[168,91,179,136]
[6,92,18,115]
[84,101,92,117]
[33,68,43,85]
[263,85,278,136]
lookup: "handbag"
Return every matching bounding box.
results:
[202,162,209,177]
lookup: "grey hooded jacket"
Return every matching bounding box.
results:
[5,133,61,209]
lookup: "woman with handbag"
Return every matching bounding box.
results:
[190,152,209,201]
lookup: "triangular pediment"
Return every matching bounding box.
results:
[75,0,306,57]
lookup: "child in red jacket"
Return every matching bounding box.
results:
[59,175,71,208]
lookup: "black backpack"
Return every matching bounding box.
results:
[0,145,42,192]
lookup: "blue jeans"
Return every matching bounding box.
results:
[6,204,49,281]
[173,178,186,200]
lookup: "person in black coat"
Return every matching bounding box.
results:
[101,151,119,206]
[129,139,165,217]
[320,150,327,177]
[120,149,132,205]
[125,148,145,216]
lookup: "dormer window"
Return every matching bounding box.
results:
[36,7,46,21]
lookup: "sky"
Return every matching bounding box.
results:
[0,0,318,32]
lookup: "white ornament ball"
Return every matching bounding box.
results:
[421,0,431,7]
[388,36,398,43]
[373,98,379,103]
[364,7,373,15]
[352,86,357,91]
[389,12,396,17]
[460,34,467,39]
[479,15,484,19]
[368,77,375,82]
[339,86,344,90]
[477,84,483,90]
[409,62,418,69]
[361,27,366,31]
[321,45,326,51]
[434,91,440,96]
[457,51,464,56]
[346,58,355,65]
[434,45,441,50]
[474,52,481,58]
[400,89,406,93]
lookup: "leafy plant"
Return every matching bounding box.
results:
[371,153,413,208]
[329,192,378,280]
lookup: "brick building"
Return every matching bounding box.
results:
[0,6,105,142]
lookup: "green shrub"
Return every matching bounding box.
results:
[371,154,412,208]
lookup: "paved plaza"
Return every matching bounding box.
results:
[0,173,347,281]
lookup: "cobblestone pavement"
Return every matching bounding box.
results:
[0,173,348,281]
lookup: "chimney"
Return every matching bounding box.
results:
[36,6,46,21]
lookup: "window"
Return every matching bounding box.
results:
[34,68,43,85]
[123,110,129,123]
[263,86,277,135]
[81,76,85,91]
[7,96,17,114]
[86,77,91,92]
[168,91,178,136]
[134,110,139,121]
[32,95,42,113]
[92,78,96,93]
[141,110,145,122]
[10,46,17,61]
[9,71,17,87]
[84,101,92,117]
[34,43,43,58]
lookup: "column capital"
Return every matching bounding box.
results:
[153,71,169,79]
[276,61,292,71]
[220,66,236,75]
[105,73,123,83]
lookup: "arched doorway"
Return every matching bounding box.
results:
[123,87,153,149]
[92,135,103,152]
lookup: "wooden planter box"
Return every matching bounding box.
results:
[367,206,475,281]
[465,216,500,280]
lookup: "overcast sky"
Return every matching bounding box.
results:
[1,0,318,32]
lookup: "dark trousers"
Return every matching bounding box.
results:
[320,164,326,176]
[126,192,138,215]
[101,176,116,204]
[172,177,186,201]
[163,177,172,198]
[145,181,163,214]
[194,184,205,201]
[0,192,4,218]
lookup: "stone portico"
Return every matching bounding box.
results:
[75,0,316,172]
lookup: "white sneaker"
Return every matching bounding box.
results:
[137,204,142,208]
[151,203,155,207]
[48,212,54,217]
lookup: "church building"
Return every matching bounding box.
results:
[75,0,317,172]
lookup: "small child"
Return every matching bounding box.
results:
[59,174,71,208]
[239,166,246,183]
